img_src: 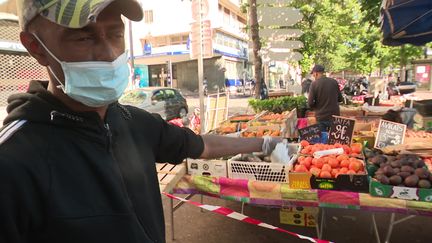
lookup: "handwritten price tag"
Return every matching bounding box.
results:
[328,116,356,145]
[374,119,407,149]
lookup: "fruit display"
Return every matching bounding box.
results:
[229,115,256,122]
[215,122,238,134]
[259,113,287,122]
[294,154,366,179]
[299,141,363,157]
[249,121,270,127]
[405,130,432,139]
[368,153,432,188]
[241,128,281,138]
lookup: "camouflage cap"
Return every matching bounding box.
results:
[17,0,143,30]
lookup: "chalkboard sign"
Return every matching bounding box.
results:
[374,119,407,149]
[328,116,356,145]
[299,124,322,144]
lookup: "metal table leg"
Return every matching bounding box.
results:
[241,202,245,214]
[170,197,175,241]
[384,213,396,243]
[170,193,196,241]
[372,213,381,243]
[315,208,326,239]
[372,212,417,243]
[384,214,416,243]
[319,208,326,239]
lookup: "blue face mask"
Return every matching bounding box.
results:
[33,34,130,108]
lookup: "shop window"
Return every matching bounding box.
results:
[153,36,167,47]
[144,10,154,24]
[170,36,181,45]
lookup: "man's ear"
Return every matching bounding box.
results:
[20,32,49,66]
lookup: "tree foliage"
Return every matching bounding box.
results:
[291,0,426,77]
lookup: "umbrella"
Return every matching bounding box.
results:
[381,0,432,46]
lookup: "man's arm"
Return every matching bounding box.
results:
[199,135,263,159]
[335,80,343,102]
[307,82,316,108]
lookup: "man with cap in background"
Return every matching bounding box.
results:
[0,1,282,242]
[308,65,343,132]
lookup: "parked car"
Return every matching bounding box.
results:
[119,87,188,121]
[397,81,417,94]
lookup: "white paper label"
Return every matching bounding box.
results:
[313,148,344,159]
[391,186,419,201]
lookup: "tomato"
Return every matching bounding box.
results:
[300,140,310,147]
[319,171,332,178]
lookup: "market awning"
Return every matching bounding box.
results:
[380,0,432,46]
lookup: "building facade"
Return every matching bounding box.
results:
[128,0,249,92]
[411,59,432,91]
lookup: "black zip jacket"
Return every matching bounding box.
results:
[0,81,204,243]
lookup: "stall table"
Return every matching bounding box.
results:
[168,175,432,243]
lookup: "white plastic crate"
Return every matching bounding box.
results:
[227,143,300,183]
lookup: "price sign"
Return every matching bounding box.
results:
[328,116,356,145]
[374,119,407,149]
[299,124,321,144]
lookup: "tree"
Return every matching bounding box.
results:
[249,0,262,98]
[358,0,424,79]
[291,0,426,78]
[291,0,365,76]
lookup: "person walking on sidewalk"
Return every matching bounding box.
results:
[308,65,343,132]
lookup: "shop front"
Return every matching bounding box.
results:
[412,59,432,91]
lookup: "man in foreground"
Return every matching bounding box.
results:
[0,1,279,242]
[308,65,343,132]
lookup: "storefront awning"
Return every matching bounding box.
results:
[381,0,432,46]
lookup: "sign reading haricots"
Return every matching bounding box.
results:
[374,119,407,149]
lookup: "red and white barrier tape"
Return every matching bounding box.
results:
[163,192,333,243]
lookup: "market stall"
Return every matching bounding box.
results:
[163,93,432,243]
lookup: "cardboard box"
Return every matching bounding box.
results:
[288,171,369,192]
[367,157,432,202]
[369,180,432,202]
[280,207,318,227]
[240,125,283,138]
[353,131,376,149]
[310,174,369,192]
[187,159,227,177]
[288,158,369,192]
[354,122,375,133]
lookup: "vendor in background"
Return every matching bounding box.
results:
[308,65,343,132]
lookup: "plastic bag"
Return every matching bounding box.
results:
[270,139,291,164]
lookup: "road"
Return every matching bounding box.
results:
[184,93,253,117]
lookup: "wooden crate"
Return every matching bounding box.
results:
[156,162,186,193]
